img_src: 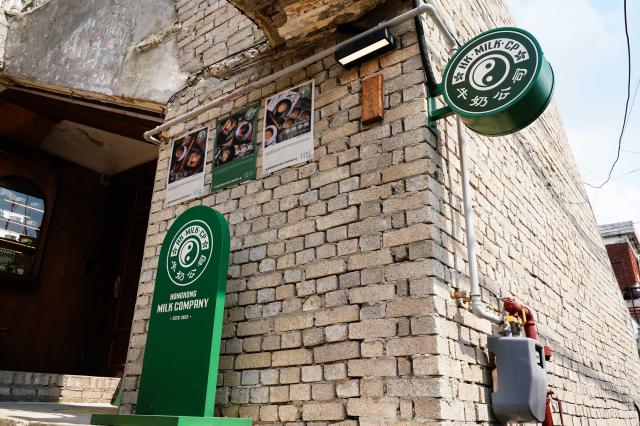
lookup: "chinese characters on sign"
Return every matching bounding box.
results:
[262,81,315,174]
[166,128,209,207]
[211,104,260,191]
[444,30,539,115]
[166,220,212,287]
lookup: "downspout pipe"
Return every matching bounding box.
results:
[424,0,505,326]
[457,117,505,325]
[143,1,457,144]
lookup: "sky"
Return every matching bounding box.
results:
[505,0,640,229]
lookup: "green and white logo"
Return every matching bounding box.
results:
[166,219,212,286]
[443,28,541,116]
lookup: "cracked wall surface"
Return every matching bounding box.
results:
[1,0,188,108]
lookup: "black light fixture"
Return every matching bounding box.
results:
[335,27,396,68]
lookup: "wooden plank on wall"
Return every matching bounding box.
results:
[362,74,384,125]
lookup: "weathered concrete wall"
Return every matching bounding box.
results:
[122,0,640,424]
[1,0,188,108]
[1,0,51,70]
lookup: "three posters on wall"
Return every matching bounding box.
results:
[165,81,315,207]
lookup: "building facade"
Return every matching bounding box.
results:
[1,0,639,424]
[601,221,640,323]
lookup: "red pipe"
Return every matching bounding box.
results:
[543,391,554,426]
[503,298,538,340]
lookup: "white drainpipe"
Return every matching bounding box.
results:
[422,0,505,326]
[457,117,504,324]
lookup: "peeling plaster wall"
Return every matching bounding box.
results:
[1,0,188,106]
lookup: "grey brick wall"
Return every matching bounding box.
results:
[175,0,264,73]
[121,0,640,424]
[0,371,119,403]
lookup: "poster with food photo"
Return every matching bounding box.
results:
[165,127,208,206]
[212,103,260,191]
[262,80,314,173]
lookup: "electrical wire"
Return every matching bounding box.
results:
[584,0,632,189]
[612,166,640,181]
[623,76,640,131]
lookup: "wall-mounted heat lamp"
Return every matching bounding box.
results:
[335,28,396,68]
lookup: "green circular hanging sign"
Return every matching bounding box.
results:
[442,27,554,136]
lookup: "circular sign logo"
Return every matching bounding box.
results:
[166,219,213,286]
[443,28,541,116]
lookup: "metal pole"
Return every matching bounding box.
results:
[143,2,455,144]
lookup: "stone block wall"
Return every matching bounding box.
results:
[0,370,119,403]
[175,0,265,73]
[121,0,640,424]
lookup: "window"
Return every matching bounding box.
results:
[0,176,46,280]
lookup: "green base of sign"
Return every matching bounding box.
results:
[91,413,252,426]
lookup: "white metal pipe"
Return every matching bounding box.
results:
[143,2,452,144]
[423,0,459,48]
[422,0,504,325]
[457,116,504,324]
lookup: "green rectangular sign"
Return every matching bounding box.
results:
[92,206,250,426]
[211,104,259,191]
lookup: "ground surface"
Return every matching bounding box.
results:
[0,402,116,425]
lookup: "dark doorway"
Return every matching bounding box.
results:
[87,162,155,377]
[0,88,160,376]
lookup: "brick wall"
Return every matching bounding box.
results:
[0,370,119,403]
[121,0,640,424]
[606,242,640,290]
[175,0,265,74]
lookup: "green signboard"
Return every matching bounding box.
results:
[211,104,259,191]
[92,206,250,426]
[442,27,554,136]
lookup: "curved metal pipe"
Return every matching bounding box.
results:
[413,0,438,93]
[423,0,459,49]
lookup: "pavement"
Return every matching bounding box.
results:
[0,402,117,426]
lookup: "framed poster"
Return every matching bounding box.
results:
[262,80,314,174]
[166,127,208,207]
[211,103,260,191]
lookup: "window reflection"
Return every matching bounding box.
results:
[0,177,45,277]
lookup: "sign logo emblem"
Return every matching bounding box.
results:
[166,219,212,286]
[443,29,540,116]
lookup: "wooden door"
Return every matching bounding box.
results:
[88,162,154,377]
